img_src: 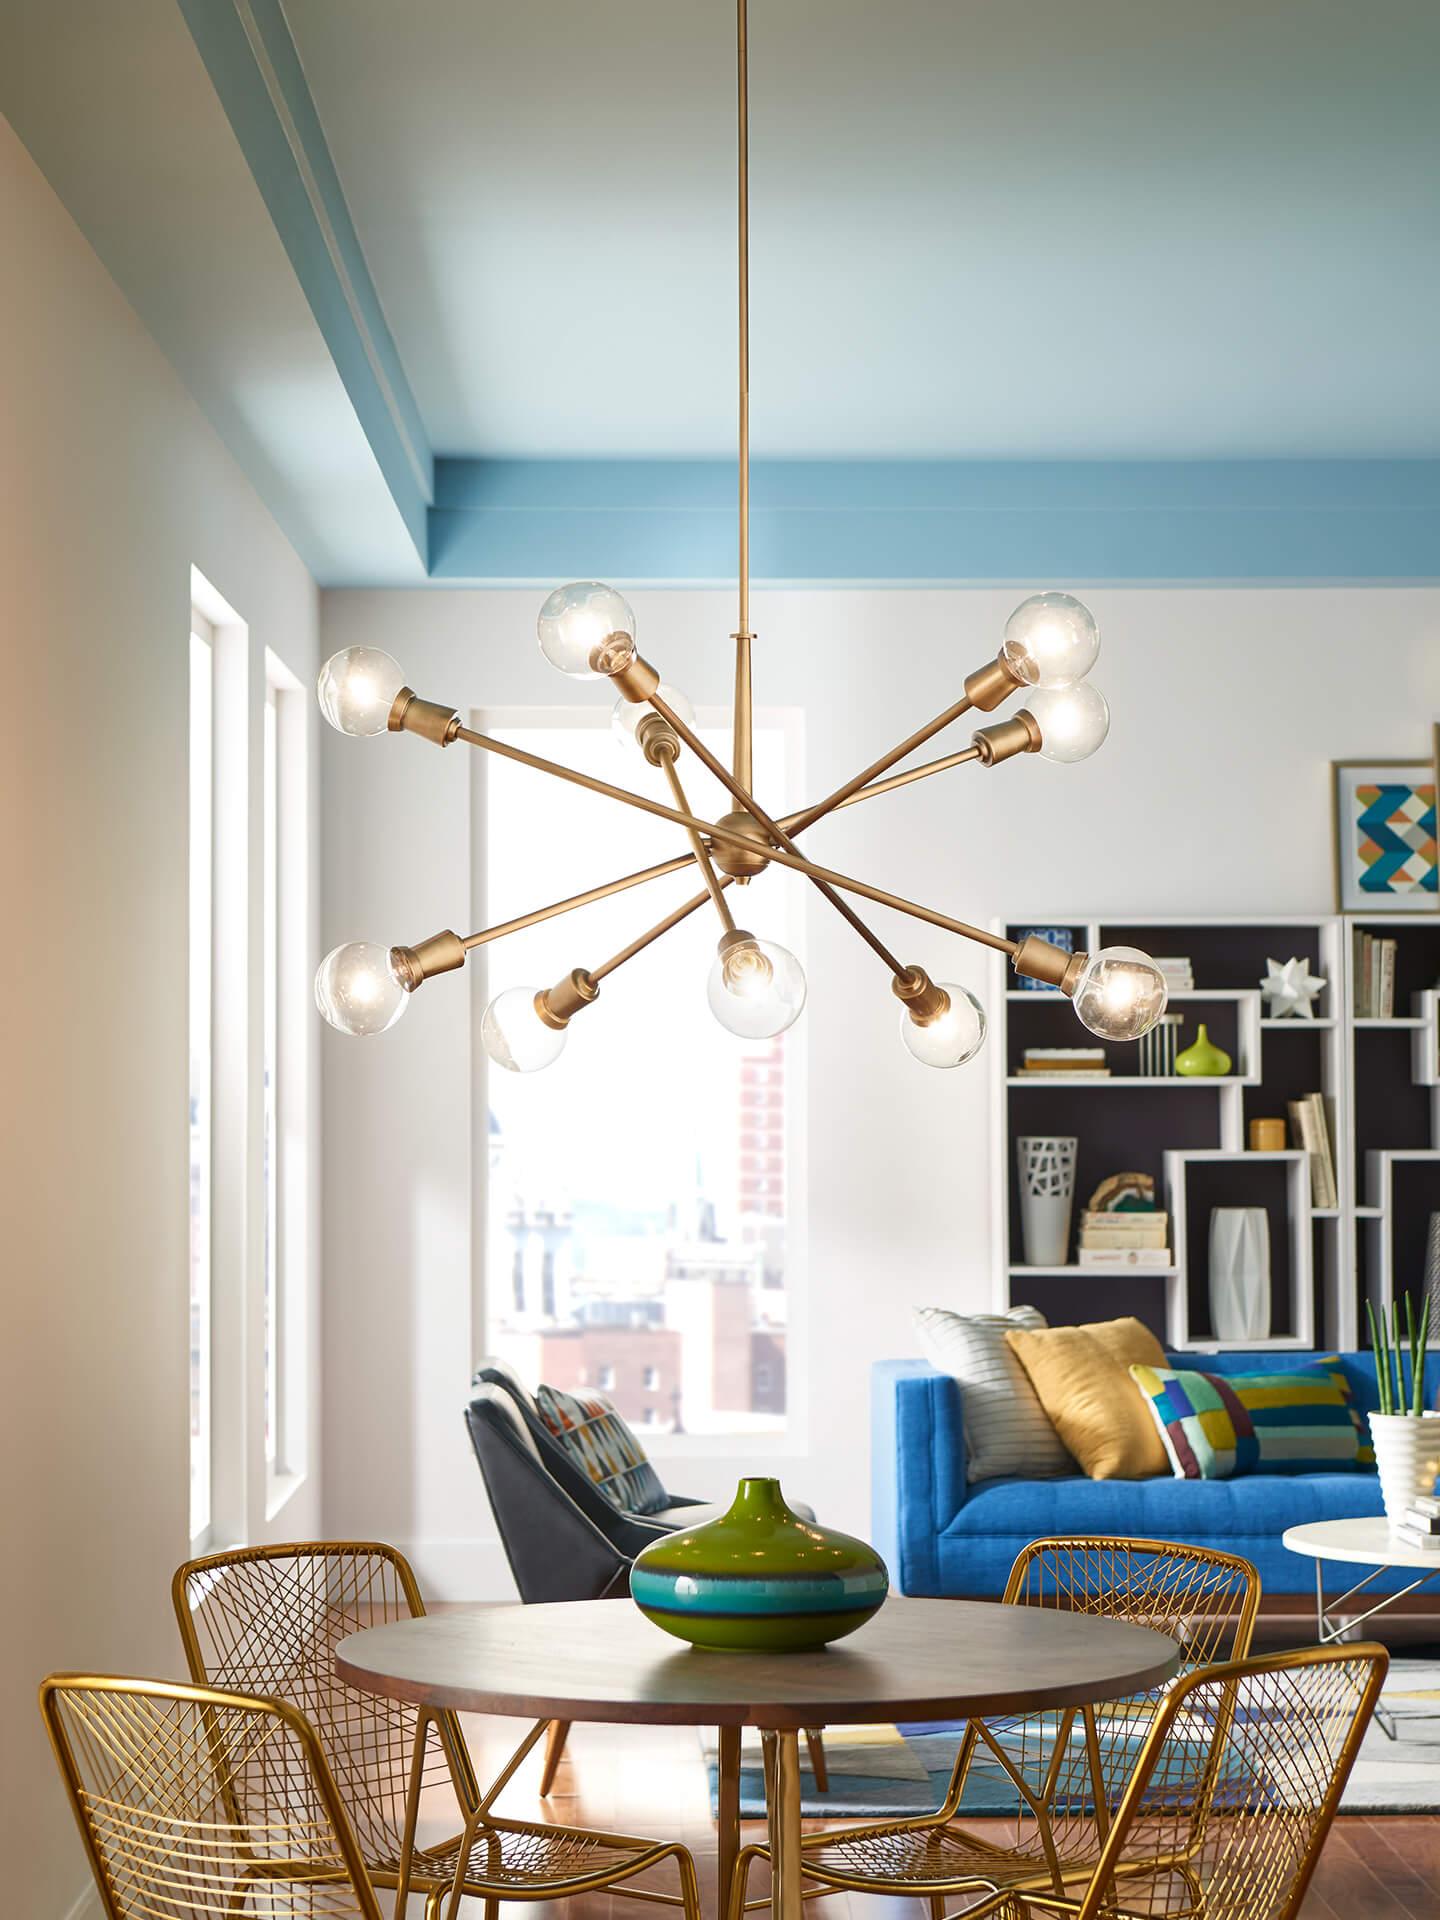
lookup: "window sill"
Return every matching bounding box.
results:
[265,1468,307,1525]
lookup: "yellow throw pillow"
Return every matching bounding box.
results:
[1005,1318,1170,1479]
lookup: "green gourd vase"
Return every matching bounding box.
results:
[629,1477,889,1651]
[1175,1022,1232,1077]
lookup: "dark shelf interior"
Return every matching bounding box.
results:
[1009,1271,1168,1345]
[1179,1159,1298,1343]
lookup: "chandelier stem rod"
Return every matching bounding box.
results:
[650,693,906,974]
[458,853,700,951]
[450,723,1016,957]
[732,0,754,792]
[660,752,737,934]
[590,876,736,984]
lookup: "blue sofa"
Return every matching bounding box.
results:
[872,1349,1440,1597]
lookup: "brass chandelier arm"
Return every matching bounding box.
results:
[647,692,908,977]
[449,718,1019,962]
[776,743,984,827]
[658,751,738,935]
[589,876,736,984]
[458,853,701,951]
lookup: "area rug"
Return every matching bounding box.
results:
[700,1658,1440,1819]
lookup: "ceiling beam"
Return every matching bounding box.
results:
[429,457,1440,585]
[177,0,432,566]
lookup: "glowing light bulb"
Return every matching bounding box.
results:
[1024,683,1111,764]
[707,935,806,1039]
[1000,593,1100,688]
[317,648,406,736]
[314,942,408,1036]
[482,986,568,1073]
[537,582,637,679]
[612,684,695,749]
[1072,946,1168,1041]
[899,984,986,1068]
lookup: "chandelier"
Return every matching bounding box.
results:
[313,2,1168,1071]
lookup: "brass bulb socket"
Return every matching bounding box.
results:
[1012,936,1089,997]
[389,929,467,993]
[605,649,661,703]
[971,710,1043,766]
[636,713,681,765]
[389,687,461,746]
[710,808,771,878]
[962,654,1026,713]
[536,967,601,1030]
[892,965,952,1026]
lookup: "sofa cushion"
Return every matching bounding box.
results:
[915,1305,1073,1484]
[534,1384,669,1515]
[1006,1318,1169,1479]
[1132,1360,1370,1478]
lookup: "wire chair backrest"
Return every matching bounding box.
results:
[40,1674,384,1920]
[1075,1642,1387,1920]
[173,1542,474,1873]
[966,1538,1262,1864]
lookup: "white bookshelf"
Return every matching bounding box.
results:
[990,913,1440,1354]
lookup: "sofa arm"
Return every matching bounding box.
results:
[871,1360,968,1597]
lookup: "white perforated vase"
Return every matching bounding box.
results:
[1016,1136,1078,1267]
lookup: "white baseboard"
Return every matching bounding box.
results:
[396,1537,517,1604]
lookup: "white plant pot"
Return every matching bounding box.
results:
[1208,1207,1271,1343]
[1017,1136,1077,1268]
[1369,1411,1440,1527]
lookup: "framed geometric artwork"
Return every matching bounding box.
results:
[1331,754,1438,913]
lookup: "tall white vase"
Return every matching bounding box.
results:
[1017,1137,1077,1267]
[1370,1412,1440,1526]
[1208,1207,1271,1343]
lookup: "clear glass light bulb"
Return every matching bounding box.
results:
[1000,592,1100,688]
[537,582,637,679]
[1025,682,1111,764]
[612,684,695,749]
[899,984,986,1068]
[316,648,406,736]
[1072,946,1168,1041]
[707,937,807,1039]
[314,942,408,1036]
[482,986,568,1073]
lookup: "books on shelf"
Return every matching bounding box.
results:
[1353,929,1398,1017]
[1286,1092,1338,1208]
[1017,1047,1110,1079]
[1077,1209,1170,1266]
[1155,957,1194,992]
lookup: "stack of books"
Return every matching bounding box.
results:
[1394,1493,1440,1552]
[1286,1092,1338,1208]
[1077,1210,1171,1269]
[1016,1047,1111,1080]
[1155,957,1194,994]
[1354,929,1398,1017]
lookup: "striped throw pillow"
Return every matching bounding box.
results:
[915,1305,1073,1483]
[1129,1360,1371,1480]
[535,1384,670,1514]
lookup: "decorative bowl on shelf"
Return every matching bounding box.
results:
[629,1477,889,1651]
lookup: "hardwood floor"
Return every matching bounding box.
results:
[454,1712,1437,1920]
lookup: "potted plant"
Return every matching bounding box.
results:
[1366,1295,1439,1525]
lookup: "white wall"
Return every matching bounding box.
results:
[0,119,322,1918]
[321,583,1440,1597]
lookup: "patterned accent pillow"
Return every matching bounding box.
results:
[915,1305,1073,1484]
[1129,1360,1371,1480]
[534,1384,669,1515]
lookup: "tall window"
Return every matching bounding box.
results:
[481,715,798,1437]
[188,619,214,1543]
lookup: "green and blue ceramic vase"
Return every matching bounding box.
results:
[630,1477,889,1651]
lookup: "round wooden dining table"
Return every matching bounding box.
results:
[337,1595,1180,1920]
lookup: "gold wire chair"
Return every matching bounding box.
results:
[729,1536,1262,1917]
[947,1641,1389,1920]
[173,1541,701,1920]
[40,1673,386,1919]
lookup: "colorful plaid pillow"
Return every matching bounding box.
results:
[1129,1361,1371,1480]
[534,1384,669,1514]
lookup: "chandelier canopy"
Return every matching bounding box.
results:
[313,3,1168,1072]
